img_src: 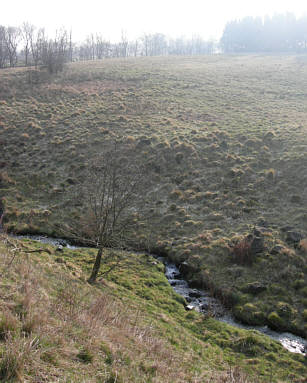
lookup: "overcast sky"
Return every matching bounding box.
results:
[2,0,307,41]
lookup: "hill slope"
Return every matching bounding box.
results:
[0,55,307,336]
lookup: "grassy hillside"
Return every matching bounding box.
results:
[0,55,307,336]
[0,235,306,382]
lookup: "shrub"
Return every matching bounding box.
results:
[232,239,252,265]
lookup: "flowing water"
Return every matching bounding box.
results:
[16,235,307,355]
[164,261,307,355]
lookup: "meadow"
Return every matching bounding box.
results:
[0,55,307,339]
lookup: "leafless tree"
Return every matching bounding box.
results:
[41,29,69,74]
[129,39,139,57]
[65,140,147,284]
[95,34,110,59]
[120,30,129,57]
[0,26,8,68]
[141,34,150,56]
[21,22,35,66]
[4,26,20,67]
[29,27,46,68]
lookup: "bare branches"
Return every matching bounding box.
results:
[0,26,20,68]
[65,139,147,283]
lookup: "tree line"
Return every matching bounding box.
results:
[1,13,307,72]
[0,23,73,73]
[0,23,215,72]
[221,13,307,53]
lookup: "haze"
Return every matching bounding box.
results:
[2,0,307,41]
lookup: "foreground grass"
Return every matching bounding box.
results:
[0,55,307,336]
[0,235,306,382]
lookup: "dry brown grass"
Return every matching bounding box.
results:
[299,238,307,254]
[231,239,253,265]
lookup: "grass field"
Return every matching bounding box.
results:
[0,55,307,338]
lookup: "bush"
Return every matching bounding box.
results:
[232,239,252,265]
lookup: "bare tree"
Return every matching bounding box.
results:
[141,34,149,56]
[0,26,8,68]
[4,26,20,67]
[129,39,139,57]
[65,140,147,284]
[29,27,46,68]
[95,34,110,59]
[21,22,35,66]
[41,29,69,74]
[120,30,129,57]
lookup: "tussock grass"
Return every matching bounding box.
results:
[0,55,307,337]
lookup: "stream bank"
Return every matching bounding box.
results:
[163,260,307,355]
[13,234,307,355]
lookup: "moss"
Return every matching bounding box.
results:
[267,311,285,330]
[276,302,295,320]
[233,304,266,326]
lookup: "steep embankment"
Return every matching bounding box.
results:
[0,55,306,336]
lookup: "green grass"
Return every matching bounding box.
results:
[0,235,306,382]
[0,55,307,336]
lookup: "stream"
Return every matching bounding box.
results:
[164,261,307,355]
[15,235,307,355]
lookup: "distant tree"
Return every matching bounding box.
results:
[41,29,69,74]
[29,27,46,68]
[141,34,150,56]
[129,39,139,57]
[4,26,20,67]
[21,22,35,66]
[120,30,129,57]
[0,26,8,68]
[221,13,307,53]
[65,140,147,284]
[94,34,110,59]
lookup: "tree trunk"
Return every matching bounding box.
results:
[88,247,103,284]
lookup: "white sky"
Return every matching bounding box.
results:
[2,0,307,42]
